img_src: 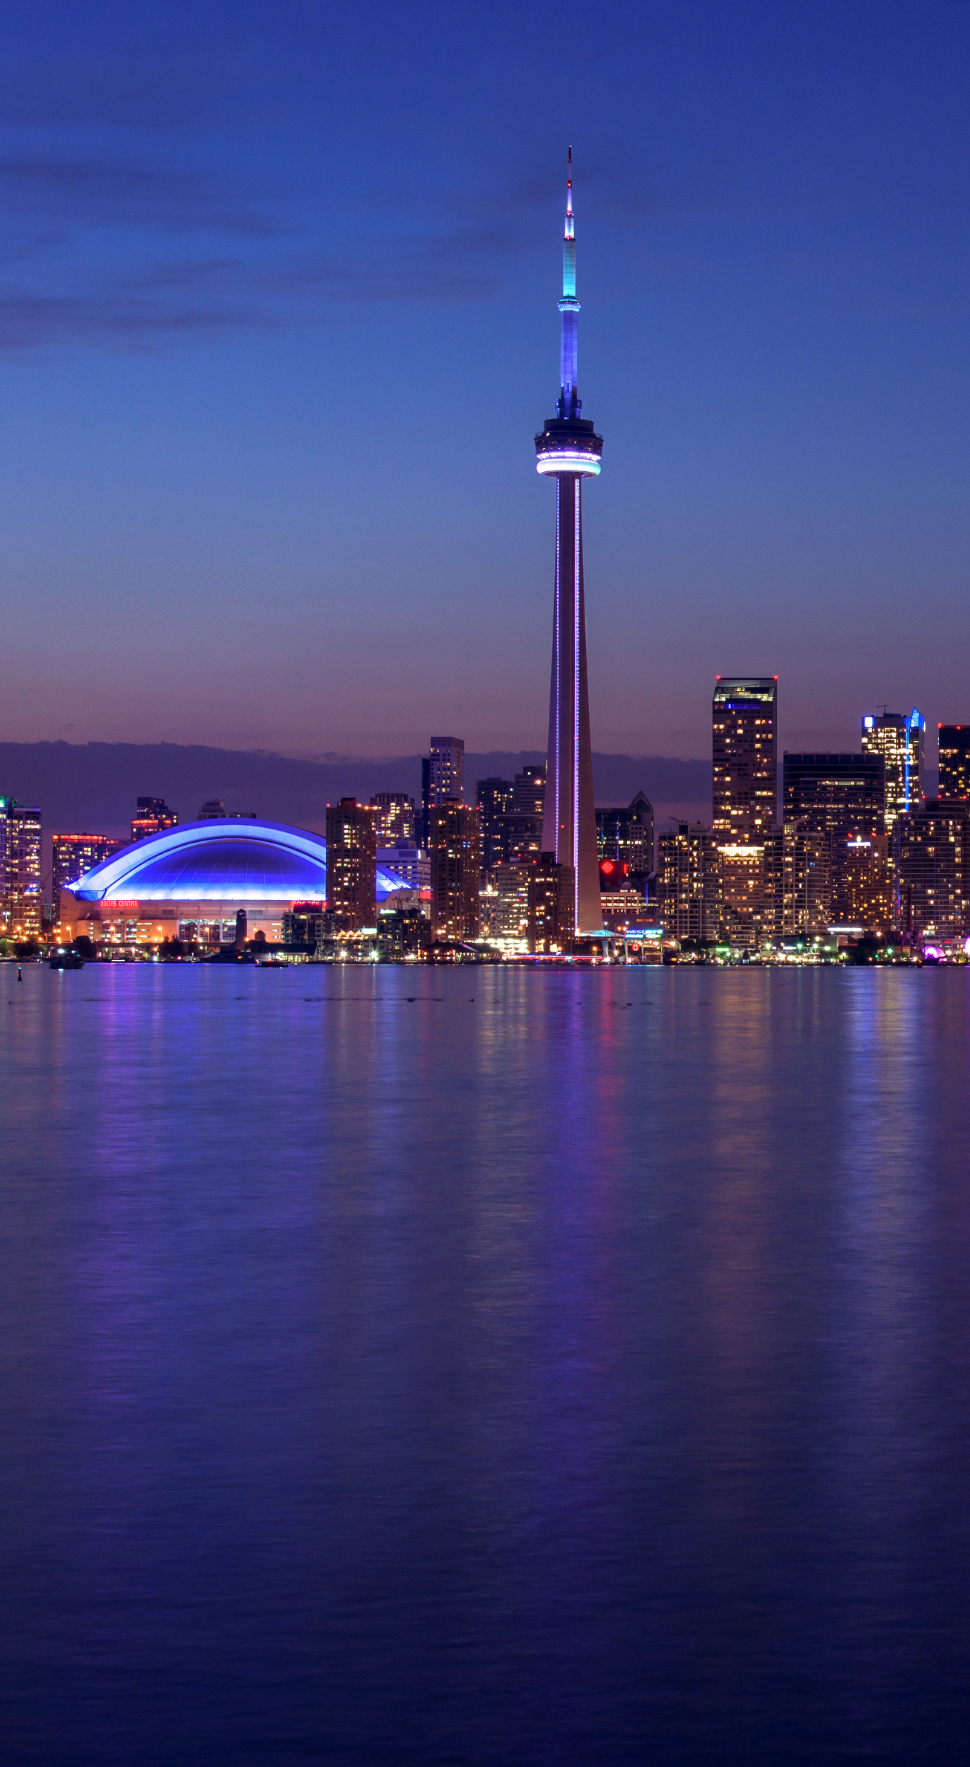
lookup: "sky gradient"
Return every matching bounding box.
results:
[1,1,969,765]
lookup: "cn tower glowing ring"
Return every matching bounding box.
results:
[536,450,602,476]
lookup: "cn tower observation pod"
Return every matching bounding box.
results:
[69,818,409,903]
[534,416,603,477]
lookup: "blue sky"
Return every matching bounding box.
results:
[0,1,968,761]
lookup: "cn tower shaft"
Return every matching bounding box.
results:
[534,153,603,934]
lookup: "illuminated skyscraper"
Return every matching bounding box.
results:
[476,777,514,877]
[712,679,778,842]
[782,752,885,918]
[861,710,924,827]
[429,800,480,941]
[420,738,465,849]
[656,822,720,944]
[1,799,42,940]
[325,799,377,932]
[894,799,970,942]
[712,678,777,945]
[536,151,603,934]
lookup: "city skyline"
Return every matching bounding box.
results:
[0,6,969,763]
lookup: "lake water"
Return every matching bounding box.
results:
[1,962,969,1764]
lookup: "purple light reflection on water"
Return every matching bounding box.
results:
[2,965,970,1764]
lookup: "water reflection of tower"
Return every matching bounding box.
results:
[535,150,603,934]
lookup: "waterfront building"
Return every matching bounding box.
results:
[893,799,970,943]
[937,726,970,801]
[281,901,330,949]
[52,833,125,915]
[535,151,603,934]
[656,823,720,944]
[718,843,765,948]
[63,816,414,949]
[528,852,575,952]
[713,678,778,844]
[713,679,777,943]
[176,917,244,948]
[762,822,830,939]
[376,904,431,961]
[492,862,532,945]
[782,753,885,917]
[131,797,178,842]
[596,792,654,885]
[600,888,651,934]
[476,777,514,877]
[0,800,42,940]
[370,792,415,845]
[841,832,892,932]
[326,799,378,932]
[861,710,925,828]
[429,800,480,941]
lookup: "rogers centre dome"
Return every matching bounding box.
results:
[66,819,410,930]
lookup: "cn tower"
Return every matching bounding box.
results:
[535,149,603,934]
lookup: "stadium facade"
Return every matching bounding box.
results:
[60,817,411,945]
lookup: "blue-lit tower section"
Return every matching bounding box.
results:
[535,152,603,933]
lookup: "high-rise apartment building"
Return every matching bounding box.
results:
[420,738,465,848]
[528,853,575,953]
[782,753,885,917]
[656,823,720,944]
[783,754,886,834]
[492,861,532,944]
[325,799,377,932]
[841,833,892,932]
[536,153,603,934]
[718,843,766,948]
[937,726,970,801]
[52,833,125,914]
[893,799,970,943]
[132,797,178,842]
[712,679,778,843]
[596,792,654,884]
[476,777,514,876]
[370,792,415,845]
[429,800,480,941]
[763,822,830,939]
[0,800,42,940]
[429,737,465,802]
[861,710,925,827]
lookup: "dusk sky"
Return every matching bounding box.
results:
[1,1,969,763]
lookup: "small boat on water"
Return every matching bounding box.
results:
[49,949,85,970]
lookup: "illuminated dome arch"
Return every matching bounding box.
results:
[69,818,409,903]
